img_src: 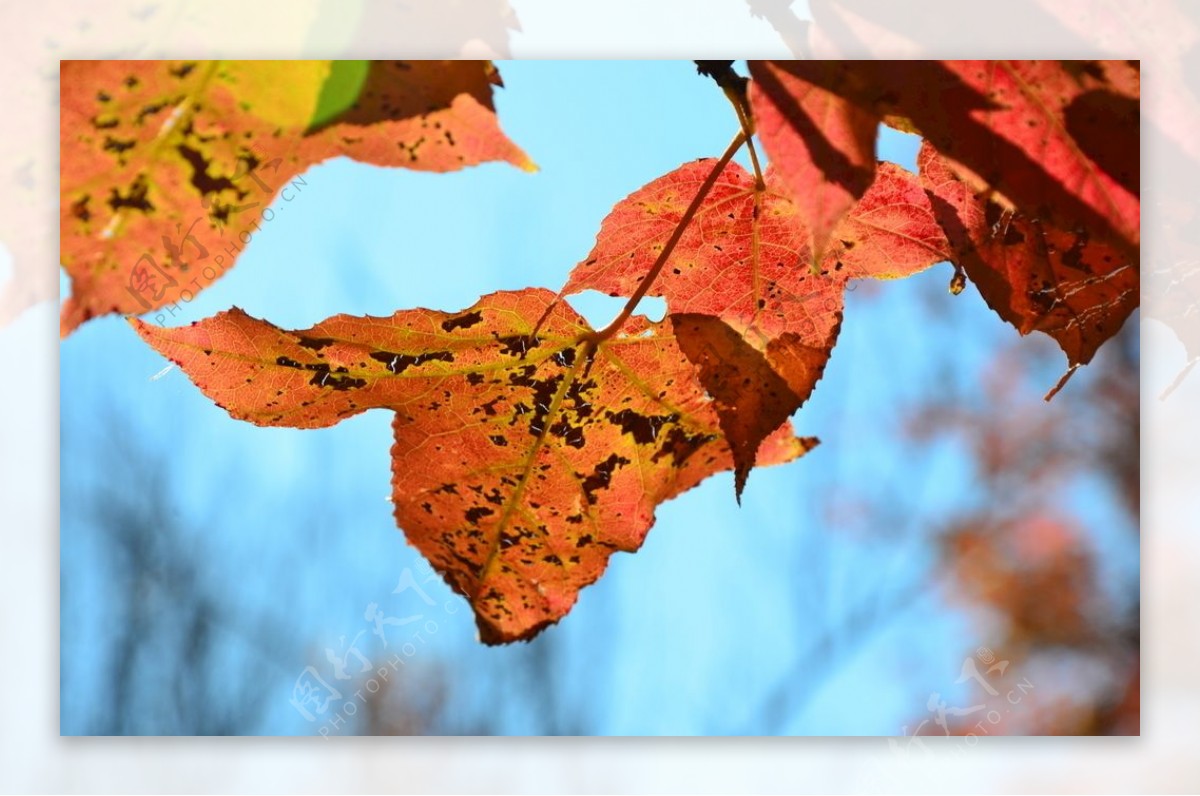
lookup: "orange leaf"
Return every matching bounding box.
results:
[60,60,532,335]
[298,61,535,173]
[566,157,947,492]
[132,288,816,643]
[671,313,803,499]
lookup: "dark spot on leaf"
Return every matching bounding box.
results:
[651,426,716,467]
[297,336,334,351]
[507,370,563,438]
[549,418,586,449]
[309,371,366,390]
[477,396,503,417]
[135,100,171,126]
[496,333,539,357]
[177,144,241,205]
[465,506,494,524]
[507,364,537,386]
[581,454,630,505]
[606,408,678,445]
[441,310,483,332]
[107,175,154,214]
[564,378,596,419]
[369,349,454,374]
[70,195,91,222]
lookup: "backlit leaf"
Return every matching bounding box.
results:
[60,60,533,335]
[218,61,332,129]
[566,157,947,491]
[671,313,802,498]
[296,60,534,173]
[132,288,816,643]
[920,141,1138,372]
[309,60,371,130]
[748,60,878,264]
[762,60,1140,258]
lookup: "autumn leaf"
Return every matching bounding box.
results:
[759,60,1140,260]
[747,60,878,265]
[296,60,531,172]
[219,60,334,129]
[131,288,816,643]
[60,60,533,335]
[919,141,1138,380]
[671,314,804,497]
[565,157,948,493]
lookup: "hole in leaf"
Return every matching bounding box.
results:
[876,124,921,173]
[634,295,667,322]
[564,290,663,328]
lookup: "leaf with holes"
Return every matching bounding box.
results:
[919,141,1138,383]
[131,288,816,643]
[565,157,948,494]
[60,60,533,335]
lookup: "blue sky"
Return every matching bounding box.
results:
[59,60,1138,736]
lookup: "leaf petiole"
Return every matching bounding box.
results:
[588,131,748,345]
[695,61,764,189]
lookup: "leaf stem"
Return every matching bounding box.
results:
[727,91,765,189]
[742,118,766,190]
[588,130,747,345]
[695,60,764,188]
[1044,363,1079,401]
